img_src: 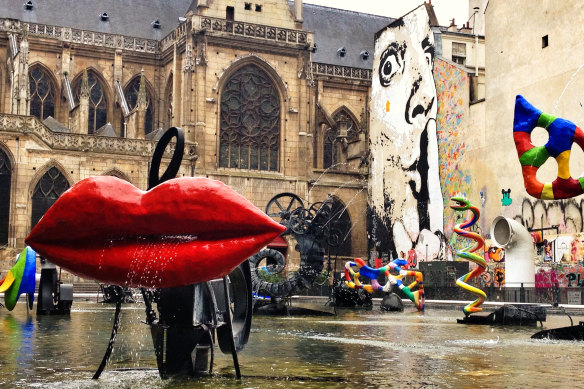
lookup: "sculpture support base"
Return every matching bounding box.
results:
[457,304,546,326]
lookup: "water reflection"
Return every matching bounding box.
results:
[2,314,35,373]
[0,302,583,388]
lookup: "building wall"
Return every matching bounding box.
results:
[439,31,485,102]
[435,59,473,236]
[369,6,444,261]
[201,0,299,28]
[482,0,584,235]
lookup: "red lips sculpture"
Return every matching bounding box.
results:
[25,176,286,288]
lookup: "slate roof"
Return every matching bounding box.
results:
[42,116,70,133]
[145,128,164,141]
[300,3,394,69]
[95,122,117,137]
[0,0,193,39]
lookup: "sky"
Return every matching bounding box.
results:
[302,0,470,28]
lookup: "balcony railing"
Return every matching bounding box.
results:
[195,16,308,46]
[0,114,195,158]
[0,19,158,54]
[312,62,371,81]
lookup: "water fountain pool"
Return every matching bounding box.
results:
[1,301,582,388]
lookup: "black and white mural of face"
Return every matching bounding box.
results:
[368,6,443,260]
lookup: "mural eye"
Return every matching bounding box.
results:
[379,49,400,87]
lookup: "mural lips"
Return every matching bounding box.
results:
[25,176,286,288]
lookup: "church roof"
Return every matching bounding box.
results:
[42,116,70,133]
[300,4,394,70]
[1,0,193,39]
[2,1,397,69]
[145,128,164,141]
[95,122,118,137]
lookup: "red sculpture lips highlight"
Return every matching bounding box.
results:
[25,176,286,288]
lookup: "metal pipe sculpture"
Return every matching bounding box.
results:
[450,196,487,316]
[513,94,584,200]
[0,246,36,311]
[249,195,338,299]
[344,257,425,310]
[490,216,536,288]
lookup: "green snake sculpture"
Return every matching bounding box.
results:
[451,196,487,316]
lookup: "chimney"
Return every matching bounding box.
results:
[295,0,303,22]
[447,18,457,32]
[459,21,472,34]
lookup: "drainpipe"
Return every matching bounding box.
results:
[473,6,479,77]
[490,216,535,288]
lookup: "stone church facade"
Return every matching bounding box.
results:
[0,0,397,273]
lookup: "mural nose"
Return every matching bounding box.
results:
[405,76,435,125]
[407,96,435,125]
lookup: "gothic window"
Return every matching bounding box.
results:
[75,71,107,134]
[0,149,11,245]
[219,64,280,171]
[323,127,339,169]
[323,109,359,169]
[31,167,70,230]
[125,77,154,134]
[29,67,55,120]
[324,197,352,257]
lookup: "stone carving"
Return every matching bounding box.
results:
[312,63,371,81]
[0,20,158,54]
[198,16,307,45]
[0,114,195,158]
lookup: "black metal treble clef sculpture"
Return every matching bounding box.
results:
[94,127,251,380]
[93,127,184,379]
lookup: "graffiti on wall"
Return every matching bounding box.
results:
[515,197,584,236]
[435,60,471,205]
[535,264,584,287]
[475,263,584,288]
[475,262,505,288]
[501,189,512,206]
[368,5,444,261]
[434,59,473,242]
[487,246,505,262]
[531,232,584,264]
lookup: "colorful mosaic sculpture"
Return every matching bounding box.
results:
[344,257,425,310]
[513,95,584,200]
[0,247,36,311]
[451,196,486,316]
